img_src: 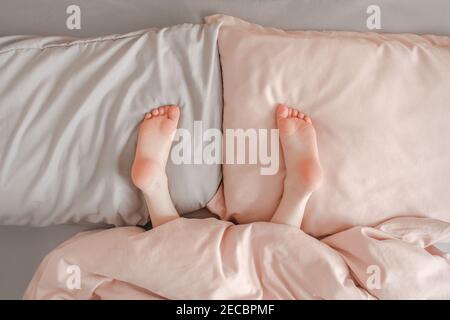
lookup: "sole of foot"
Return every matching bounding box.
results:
[131,105,180,194]
[276,103,323,193]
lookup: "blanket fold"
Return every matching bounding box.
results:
[24,217,450,299]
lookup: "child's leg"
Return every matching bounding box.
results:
[131,105,180,228]
[270,104,323,228]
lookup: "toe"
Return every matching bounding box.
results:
[158,106,165,115]
[167,105,180,121]
[304,115,312,124]
[276,104,289,121]
[163,106,170,114]
[145,112,152,119]
[298,112,305,119]
[151,109,159,116]
[288,108,293,118]
[292,109,299,117]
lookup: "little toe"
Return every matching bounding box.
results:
[304,115,312,124]
[145,112,152,120]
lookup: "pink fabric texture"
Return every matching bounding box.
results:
[23,15,450,300]
[24,217,450,299]
[206,15,450,236]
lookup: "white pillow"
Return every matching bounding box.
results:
[0,23,223,225]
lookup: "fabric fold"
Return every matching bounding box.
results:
[24,217,449,300]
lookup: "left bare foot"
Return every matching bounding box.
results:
[131,105,180,194]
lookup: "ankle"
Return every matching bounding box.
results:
[131,158,168,194]
[283,178,313,199]
[141,172,168,196]
[285,157,323,193]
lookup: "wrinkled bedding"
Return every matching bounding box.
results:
[25,217,450,299]
[208,15,450,237]
[2,9,450,300]
[0,23,223,226]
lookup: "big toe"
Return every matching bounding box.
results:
[156,105,180,133]
[279,117,303,136]
[276,104,289,122]
[167,105,180,122]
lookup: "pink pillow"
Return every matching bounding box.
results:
[206,15,450,236]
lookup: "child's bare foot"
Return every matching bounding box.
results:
[131,105,180,194]
[270,103,323,227]
[276,104,323,194]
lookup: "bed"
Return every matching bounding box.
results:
[1,0,449,299]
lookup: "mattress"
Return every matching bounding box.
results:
[1,0,450,299]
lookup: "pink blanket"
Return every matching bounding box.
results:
[25,217,450,299]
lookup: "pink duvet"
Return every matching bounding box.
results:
[22,15,450,300]
[25,217,450,299]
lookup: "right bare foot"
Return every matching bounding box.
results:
[276,104,323,194]
[131,105,180,194]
